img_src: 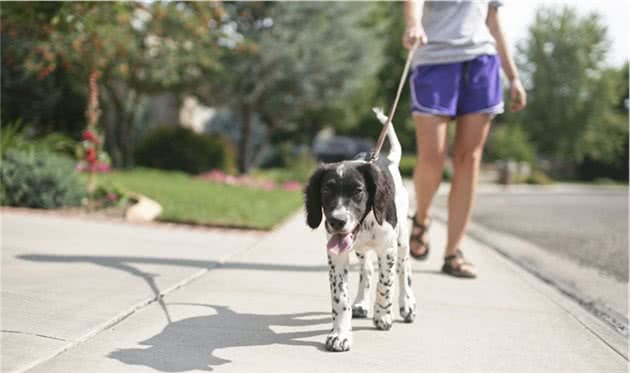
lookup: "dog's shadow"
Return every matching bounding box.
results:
[108,303,329,372]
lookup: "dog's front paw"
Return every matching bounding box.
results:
[325,331,352,352]
[373,313,393,330]
[399,303,416,323]
[352,304,369,319]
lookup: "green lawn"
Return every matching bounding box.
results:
[97,168,303,230]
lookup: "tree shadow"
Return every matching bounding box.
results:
[107,303,329,372]
[17,254,328,324]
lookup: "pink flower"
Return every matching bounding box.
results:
[82,130,98,143]
[94,161,111,173]
[107,192,118,202]
[261,180,277,190]
[85,148,97,163]
[282,181,302,192]
[224,175,238,185]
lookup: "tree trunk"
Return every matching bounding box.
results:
[101,83,123,167]
[238,102,252,174]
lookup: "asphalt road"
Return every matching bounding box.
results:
[435,186,629,282]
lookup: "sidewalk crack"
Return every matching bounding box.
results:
[1,329,68,342]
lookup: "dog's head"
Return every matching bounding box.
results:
[304,161,393,252]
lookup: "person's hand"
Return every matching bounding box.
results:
[509,78,526,112]
[402,25,427,49]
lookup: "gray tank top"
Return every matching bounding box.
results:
[412,0,503,66]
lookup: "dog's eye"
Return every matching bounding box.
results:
[322,186,331,195]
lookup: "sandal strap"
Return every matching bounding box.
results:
[409,214,431,242]
[444,250,472,266]
[411,214,431,231]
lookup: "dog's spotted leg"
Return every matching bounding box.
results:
[326,252,352,352]
[373,247,395,330]
[352,251,372,319]
[397,235,416,323]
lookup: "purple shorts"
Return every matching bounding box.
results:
[409,54,504,118]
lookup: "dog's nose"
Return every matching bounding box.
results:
[328,217,346,231]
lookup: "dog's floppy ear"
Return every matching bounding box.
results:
[360,163,393,225]
[304,167,326,229]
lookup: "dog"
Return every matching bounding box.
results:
[304,108,416,352]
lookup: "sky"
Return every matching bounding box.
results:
[499,0,629,67]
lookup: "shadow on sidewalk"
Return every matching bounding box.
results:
[17,254,328,324]
[107,304,329,372]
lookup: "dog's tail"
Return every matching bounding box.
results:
[372,107,402,165]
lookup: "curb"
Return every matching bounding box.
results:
[432,207,628,359]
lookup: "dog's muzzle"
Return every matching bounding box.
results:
[326,224,360,255]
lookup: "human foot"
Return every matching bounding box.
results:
[442,249,477,278]
[409,215,431,259]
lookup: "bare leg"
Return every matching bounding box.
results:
[447,113,491,270]
[410,113,449,256]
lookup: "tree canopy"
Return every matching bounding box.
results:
[514,6,628,170]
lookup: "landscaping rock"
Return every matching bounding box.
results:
[125,195,162,223]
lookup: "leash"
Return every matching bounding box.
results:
[369,40,419,162]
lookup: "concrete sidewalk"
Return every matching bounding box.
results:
[2,209,628,372]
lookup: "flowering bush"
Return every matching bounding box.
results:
[76,128,111,173]
[75,70,111,195]
[86,184,130,210]
[196,169,302,192]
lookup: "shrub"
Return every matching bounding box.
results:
[486,125,535,163]
[135,126,236,174]
[1,120,75,157]
[525,169,553,185]
[399,154,416,178]
[1,149,86,208]
[399,154,451,181]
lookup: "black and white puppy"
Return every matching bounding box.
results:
[304,108,416,352]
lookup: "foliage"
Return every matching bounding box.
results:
[86,183,131,210]
[525,170,553,185]
[1,2,224,167]
[399,155,417,178]
[485,124,535,162]
[1,3,87,135]
[515,6,623,166]
[1,149,86,208]
[134,126,236,175]
[205,2,385,172]
[344,2,416,152]
[97,168,302,230]
[0,120,75,157]
[399,154,452,181]
[253,151,317,184]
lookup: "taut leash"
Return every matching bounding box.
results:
[369,40,419,162]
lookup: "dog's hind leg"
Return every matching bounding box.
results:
[352,250,373,319]
[373,246,396,330]
[397,229,416,323]
[325,252,353,352]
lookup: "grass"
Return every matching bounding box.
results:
[96,168,303,230]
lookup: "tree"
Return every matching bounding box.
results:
[515,6,625,173]
[203,2,384,173]
[2,2,224,167]
[1,3,86,134]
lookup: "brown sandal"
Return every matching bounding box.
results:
[442,250,477,278]
[409,215,431,260]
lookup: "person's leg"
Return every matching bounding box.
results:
[446,113,491,269]
[410,113,449,256]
